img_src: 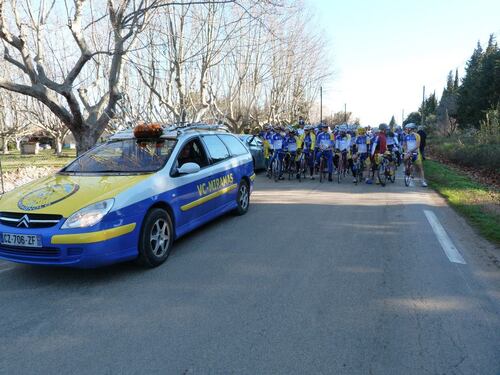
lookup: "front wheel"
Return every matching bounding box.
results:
[233,180,250,215]
[137,208,174,268]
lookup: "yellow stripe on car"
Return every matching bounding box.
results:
[181,184,237,212]
[250,173,256,181]
[51,223,136,245]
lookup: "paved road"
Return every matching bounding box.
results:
[1,173,499,374]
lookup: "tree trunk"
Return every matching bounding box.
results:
[73,130,99,156]
[1,137,8,154]
[55,140,63,156]
[15,139,21,151]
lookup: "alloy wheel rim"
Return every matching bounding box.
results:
[150,218,170,257]
[239,185,249,210]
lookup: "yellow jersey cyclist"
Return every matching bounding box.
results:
[298,125,316,180]
[403,123,427,187]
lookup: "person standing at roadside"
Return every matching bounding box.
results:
[417,125,427,160]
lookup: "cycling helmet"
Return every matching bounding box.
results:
[304,125,312,131]
[264,123,271,130]
[378,123,389,131]
[321,123,328,128]
[357,127,366,135]
[405,123,416,130]
[339,124,348,132]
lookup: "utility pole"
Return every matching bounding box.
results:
[344,103,347,123]
[421,85,426,126]
[320,86,323,123]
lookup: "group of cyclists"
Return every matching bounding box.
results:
[256,120,427,187]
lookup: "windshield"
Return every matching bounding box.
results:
[61,139,177,174]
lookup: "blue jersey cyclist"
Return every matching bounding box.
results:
[267,125,286,179]
[353,127,370,183]
[284,126,299,176]
[315,123,334,181]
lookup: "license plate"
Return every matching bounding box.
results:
[1,233,42,248]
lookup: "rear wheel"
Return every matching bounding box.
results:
[137,208,174,268]
[233,180,250,215]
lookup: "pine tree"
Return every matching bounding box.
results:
[458,41,484,127]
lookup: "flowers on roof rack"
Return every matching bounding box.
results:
[133,123,163,139]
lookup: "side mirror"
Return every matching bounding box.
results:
[177,162,201,175]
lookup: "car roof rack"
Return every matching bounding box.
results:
[165,122,230,135]
[109,122,230,140]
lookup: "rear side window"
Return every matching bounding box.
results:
[219,135,249,156]
[202,135,230,163]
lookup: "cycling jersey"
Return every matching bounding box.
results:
[354,135,370,154]
[386,136,399,147]
[264,131,274,150]
[271,132,284,151]
[404,132,421,153]
[316,131,334,151]
[284,135,298,152]
[335,134,351,152]
[299,132,316,151]
[371,133,387,156]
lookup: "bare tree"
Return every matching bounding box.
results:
[0,0,154,154]
[0,90,31,153]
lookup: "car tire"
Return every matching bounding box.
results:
[233,180,250,216]
[136,208,174,268]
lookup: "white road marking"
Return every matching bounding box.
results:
[424,210,466,264]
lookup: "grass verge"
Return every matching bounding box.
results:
[424,160,500,245]
[0,149,76,172]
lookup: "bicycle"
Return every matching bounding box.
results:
[404,152,417,187]
[317,150,329,183]
[270,152,284,182]
[297,150,308,181]
[352,154,364,185]
[336,150,348,184]
[375,153,388,187]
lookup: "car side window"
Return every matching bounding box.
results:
[218,135,248,156]
[174,138,209,173]
[202,135,230,163]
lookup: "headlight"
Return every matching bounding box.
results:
[61,199,114,229]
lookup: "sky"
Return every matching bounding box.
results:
[310,0,500,125]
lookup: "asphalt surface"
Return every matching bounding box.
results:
[1,172,499,374]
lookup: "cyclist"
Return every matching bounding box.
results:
[334,124,352,178]
[263,124,274,170]
[315,123,334,181]
[369,124,388,184]
[403,123,427,187]
[297,119,306,136]
[386,129,401,163]
[284,126,299,176]
[352,126,370,183]
[298,125,316,179]
[268,125,286,179]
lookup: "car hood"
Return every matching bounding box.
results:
[0,173,151,217]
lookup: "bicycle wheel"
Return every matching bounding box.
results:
[319,157,325,183]
[377,164,386,187]
[273,159,280,182]
[404,162,411,187]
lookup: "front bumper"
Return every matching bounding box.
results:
[0,223,139,268]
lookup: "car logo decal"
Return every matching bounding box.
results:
[17,214,30,228]
[18,183,80,211]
